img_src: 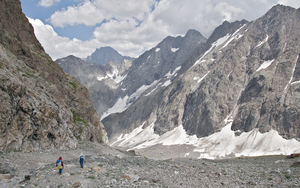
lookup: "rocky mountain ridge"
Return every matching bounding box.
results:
[0,0,108,152]
[58,29,207,118]
[102,4,300,158]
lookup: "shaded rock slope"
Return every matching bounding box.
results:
[57,54,133,116]
[103,4,300,149]
[0,0,108,152]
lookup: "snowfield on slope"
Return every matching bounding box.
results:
[111,122,300,159]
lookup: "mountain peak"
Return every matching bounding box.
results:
[185,29,203,38]
[86,46,133,65]
[207,19,248,44]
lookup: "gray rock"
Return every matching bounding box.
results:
[0,0,108,152]
[71,182,81,188]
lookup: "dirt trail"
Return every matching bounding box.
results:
[1,142,300,187]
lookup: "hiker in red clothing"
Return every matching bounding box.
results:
[56,156,64,174]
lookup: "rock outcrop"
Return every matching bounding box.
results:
[0,0,108,152]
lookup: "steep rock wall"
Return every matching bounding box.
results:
[0,0,108,152]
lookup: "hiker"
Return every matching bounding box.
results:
[79,153,84,168]
[56,156,64,174]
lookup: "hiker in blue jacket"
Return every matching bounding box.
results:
[79,153,84,168]
[56,156,64,174]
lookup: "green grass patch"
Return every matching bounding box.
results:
[69,81,78,91]
[22,71,38,79]
[71,109,89,140]
[71,109,89,127]
[87,176,95,179]
[17,67,38,79]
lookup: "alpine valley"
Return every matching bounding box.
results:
[2,1,300,187]
[58,4,300,160]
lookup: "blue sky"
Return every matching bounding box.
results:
[21,0,98,40]
[20,0,300,60]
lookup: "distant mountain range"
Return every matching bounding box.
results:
[57,29,207,119]
[58,4,300,159]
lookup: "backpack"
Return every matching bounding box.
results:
[80,155,84,163]
[56,159,61,167]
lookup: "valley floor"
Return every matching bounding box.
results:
[0,142,300,187]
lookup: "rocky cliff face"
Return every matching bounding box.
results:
[103,4,300,147]
[0,0,108,152]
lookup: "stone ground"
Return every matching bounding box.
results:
[0,142,300,187]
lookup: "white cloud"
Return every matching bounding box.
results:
[28,18,96,60]
[49,0,155,27]
[38,0,60,7]
[49,1,105,27]
[30,0,300,60]
[277,0,300,8]
[215,2,243,21]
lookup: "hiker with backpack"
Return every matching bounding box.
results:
[79,153,84,168]
[56,156,64,174]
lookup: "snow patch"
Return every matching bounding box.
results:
[284,55,299,93]
[97,68,127,83]
[193,32,233,66]
[97,76,106,81]
[101,80,160,120]
[164,66,181,79]
[144,83,162,96]
[112,121,300,159]
[215,34,232,47]
[194,71,210,83]
[291,80,300,85]
[162,80,172,87]
[283,43,287,53]
[256,34,269,48]
[171,47,179,52]
[220,35,235,49]
[101,95,129,120]
[256,59,275,72]
[112,122,159,148]
[227,70,233,78]
[155,48,160,52]
[220,24,246,50]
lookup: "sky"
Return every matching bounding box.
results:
[20,0,300,60]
